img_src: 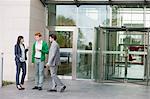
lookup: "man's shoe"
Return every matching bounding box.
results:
[60,86,66,92]
[47,89,57,92]
[32,86,38,90]
[38,87,42,91]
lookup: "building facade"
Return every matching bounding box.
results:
[1,0,150,85]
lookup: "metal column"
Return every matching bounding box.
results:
[124,28,128,82]
[0,53,3,88]
[147,30,150,86]
[99,27,105,82]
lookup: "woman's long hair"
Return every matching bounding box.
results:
[17,36,24,44]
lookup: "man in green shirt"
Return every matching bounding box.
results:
[32,32,49,91]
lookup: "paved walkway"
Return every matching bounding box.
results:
[0,79,150,99]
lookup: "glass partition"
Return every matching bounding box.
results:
[94,26,150,85]
[76,28,94,79]
[56,5,77,26]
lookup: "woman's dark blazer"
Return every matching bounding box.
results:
[15,43,28,62]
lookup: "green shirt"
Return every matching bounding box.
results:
[32,41,49,63]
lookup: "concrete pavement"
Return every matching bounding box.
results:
[0,79,150,99]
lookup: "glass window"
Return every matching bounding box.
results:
[146,21,150,27]
[121,13,132,21]
[132,14,143,21]
[56,5,77,26]
[77,28,94,50]
[77,28,94,79]
[116,7,144,27]
[146,14,150,20]
[78,6,100,27]
[78,5,109,27]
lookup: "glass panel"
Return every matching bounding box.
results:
[146,14,150,20]
[93,27,104,81]
[78,5,109,27]
[115,7,144,27]
[118,32,146,79]
[56,5,77,26]
[94,27,149,85]
[103,31,146,79]
[52,31,73,76]
[111,0,143,2]
[78,0,108,1]
[78,6,100,27]
[146,9,150,27]
[76,28,94,79]
[120,13,132,21]
[51,0,74,1]
[146,20,150,27]
[55,5,110,27]
[132,14,143,21]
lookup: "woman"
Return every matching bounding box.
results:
[14,36,28,90]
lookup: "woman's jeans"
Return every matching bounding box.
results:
[15,61,26,85]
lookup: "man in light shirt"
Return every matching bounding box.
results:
[32,32,49,91]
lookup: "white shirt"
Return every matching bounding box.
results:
[35,40,43,58]
[20,44,25,62]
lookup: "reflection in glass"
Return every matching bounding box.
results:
[56,5,77,26]
[96,29,146,79]
[115,7,144,27]
[77,28,94,79]
[53,31,73,76]
[78,5,110,27]
[94,27,148,83]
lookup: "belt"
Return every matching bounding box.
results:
[35,57,40,59]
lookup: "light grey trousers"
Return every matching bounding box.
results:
[50,66,64,89]
[34,59,44,87]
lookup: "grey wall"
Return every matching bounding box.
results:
[28,0,48,80]
[0,0,30,81]
[0,0,48,82]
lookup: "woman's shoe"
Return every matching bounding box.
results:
[16,85,23,90]
[19,84,25,90]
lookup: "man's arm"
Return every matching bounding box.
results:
[47,44,57,65]
[41,41,49,54]
[32,43,35,63]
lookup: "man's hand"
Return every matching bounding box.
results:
[45,63,50,67]
[36,49,41,52]
[26,46,29,49]
[31,63,34,67]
